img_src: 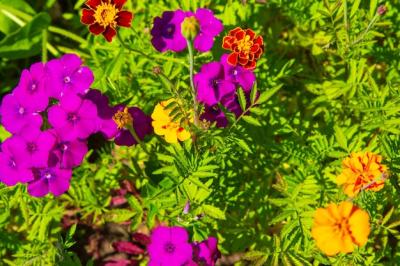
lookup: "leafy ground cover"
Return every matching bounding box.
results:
[0,0,400,265]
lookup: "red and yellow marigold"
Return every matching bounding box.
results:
[81,0,133,42]
[337,152,388,197]
[312,201,370,256]
[222,27,264,70]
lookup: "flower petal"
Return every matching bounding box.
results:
[81,9,95,25]
[116,11,133,27]
[103,26,117,42]
[89,23,105,35]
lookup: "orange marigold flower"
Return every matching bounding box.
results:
[151,99,191,144]
[81,0,133,42]
[222,27,264,70]
[337,152,388,197]
[312,201,370,256]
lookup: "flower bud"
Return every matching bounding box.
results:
[181,16,199,40]
[377,5,387,16]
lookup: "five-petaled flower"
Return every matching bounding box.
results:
[311,201,370,256]
[222,27,264,70]
[336,152,388,197]
[81,0,133,42]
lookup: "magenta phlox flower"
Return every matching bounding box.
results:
[0,93,43,134]
[13,126,56,168]
[13,62,49,112]
[27,155,72,197]
[148,226,193,266]
[0,136,34,186]
[50,131,88,168]
[46,54,94,99]
[48,92,98,141]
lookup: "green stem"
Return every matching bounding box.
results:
[117,33,149,58]
[352,14,379,46]
[42,29,48,63]
[48,26,88,45]
[127,125,150,155]
[186,39,199,126]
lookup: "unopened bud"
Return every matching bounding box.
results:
[181,16,199,40]
[377,5,387,16]
[152,66,162,75]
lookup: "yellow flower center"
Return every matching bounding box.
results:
[112,107,133,129]
[237,35,253,53]
[94,2,118,28]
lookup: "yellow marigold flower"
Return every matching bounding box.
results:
[337,152,388,197]
[312,201,370,256]
[151,99,191,144]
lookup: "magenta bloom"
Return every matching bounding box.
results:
[220,54,255,92]
[195,62,236,106]
[51,133,88,169]
[151,10,187,53]
[84,89,117,139]
[0,93,43,134]
[48,92,98,141]
[112,105,153,147]
[46,54,94,99]
[0,137,34,186]
[148,226,193,266]
[13,62,49,112]
[13,126,56,168]
[186,8,223,52]
[27,162,72,197]
[192,237,221,266]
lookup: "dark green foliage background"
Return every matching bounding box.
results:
[0,0,400,265]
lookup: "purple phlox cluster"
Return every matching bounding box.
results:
[0,53,153,197]
[148,225,220,266]
[196,54,256,128]
[151,8,223,53]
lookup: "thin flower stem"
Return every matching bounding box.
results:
[186,39,199,126]
[48,26,88,45]
[127,125,150,155]
[42,29,48,63]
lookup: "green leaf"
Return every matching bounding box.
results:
[0,12,51,59]
[257,85,282,104]
[237,88,247,112]
[334,125,348,150]
[350,0,361,18]
[250,83,258,104]
[202,204,226,220]
[242,115,262,126]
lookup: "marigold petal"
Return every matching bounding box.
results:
[227,53,238,66]
[244,61,256,70]
[177,128,190,141]
[164,128,178,143]
[89,23,105,35]
[116,10,133,27]
[338,201,353,218]
[81,9,95,25]
[245,29,255,39]
[229,27,242,36]
[348,209,370,246]
[103,26,117,42]
[340,234,355,254]
[112,0,127,9]
[222,36,233,49]
[85,0,101,9]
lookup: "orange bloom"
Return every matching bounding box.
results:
[337,152,388,197]
[312,201,370,256]
[222,27,264,70]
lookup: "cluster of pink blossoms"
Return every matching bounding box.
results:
[104,226,219,266]
[0,54,152,197]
